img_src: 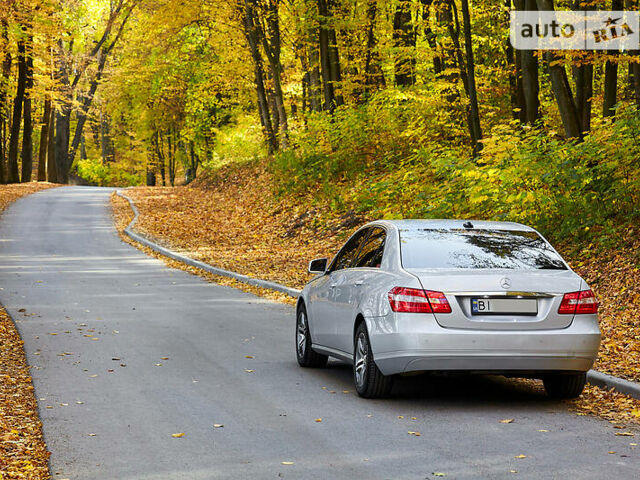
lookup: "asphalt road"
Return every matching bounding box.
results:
[0,186,638,480]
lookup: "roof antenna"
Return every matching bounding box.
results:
[463,221,474,229]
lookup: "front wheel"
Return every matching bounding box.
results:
[354,323,393,398]
[543,372,587,399]
[296,305,328,368]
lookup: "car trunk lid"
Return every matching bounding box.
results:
[407,269,582,330]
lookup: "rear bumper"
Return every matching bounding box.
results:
[367,314,601,376]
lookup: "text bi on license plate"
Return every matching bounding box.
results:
[471,298,537,315]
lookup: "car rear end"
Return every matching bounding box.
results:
[369,224,601,379]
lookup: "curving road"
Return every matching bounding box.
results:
[0,186,638,480]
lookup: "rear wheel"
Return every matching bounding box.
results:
[543,372,587,399]
[354,322,393,398]
[296,305,328,368]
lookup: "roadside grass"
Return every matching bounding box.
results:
[1,183,56,480]
[110,165,640,426]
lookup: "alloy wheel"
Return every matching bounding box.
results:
[354,332,368,388]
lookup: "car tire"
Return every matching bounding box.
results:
[353,322,393,398]
[543,372,587,399]
[296,305,328,368]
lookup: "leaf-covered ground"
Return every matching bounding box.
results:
[1,183,56,480]
[110,164,640,424]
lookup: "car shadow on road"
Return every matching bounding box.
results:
[317,361,561,408]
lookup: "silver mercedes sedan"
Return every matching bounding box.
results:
[296,220,601,399]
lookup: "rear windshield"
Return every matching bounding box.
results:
[400,229,567,270]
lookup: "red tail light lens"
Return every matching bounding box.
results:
[558,290,598,315]
[388,287,452,314]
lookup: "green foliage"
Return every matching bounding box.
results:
[77,157,143,187]
[202,114,267,169]
[270,96,640,247]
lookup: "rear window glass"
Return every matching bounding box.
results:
[400,229,567,270]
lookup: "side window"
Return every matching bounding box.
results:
[354,227,386,268]
[329,228,369,272]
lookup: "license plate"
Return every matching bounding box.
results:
[471,298,537,315]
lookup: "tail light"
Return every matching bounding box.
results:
[388,287,452,314]
[558,289,598,314]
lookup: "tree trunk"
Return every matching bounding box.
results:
[153,131,166,186]
[571,0,593,133]
[520,0,540,124]
[603,0,624,118]
[240,0,277,152]
[255,0,288,148]
[631,61,640,109]
[55,109,71,183]
[69,51,107,166]
[0,18,11,184]
[47,107,57,183]
[460,0,483,156]
[421,0,443,75]
[318,0,343,110]
[537,0,581,139]
[54,38,71,183]
[507,1,526,121]
[37,97,50,181]
[327,9,343,107]
[7,34,27,183]
[363,0,385,92]
[393,0,416,86]
[307,45,322,111]
[20,33,33,182]
[445,1,480,152]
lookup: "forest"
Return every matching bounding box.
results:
[0,0,639,244]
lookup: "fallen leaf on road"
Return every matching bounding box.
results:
[155,363,162,366]
[88,433,96,436]
[18,309,25,313]
[244,369,254,373]
[315,418,322,422]
[500,419,514,424]
[171,433,185,438]
[615,432,634,436]
[515,454,527,459]
[398,416,404,419]
[608,451,616,454]
[112,357,120,361]
[161,357,169,360]
[408,431,421,436]
[89,374,98,378]
[538,429,549,432]
[245,355,254,359]
[281,461,294,465]
[433,473,446,477]
[213,424,224,428]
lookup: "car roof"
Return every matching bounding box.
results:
[370,219,536,232]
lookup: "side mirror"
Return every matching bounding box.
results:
[308,258,328,275]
